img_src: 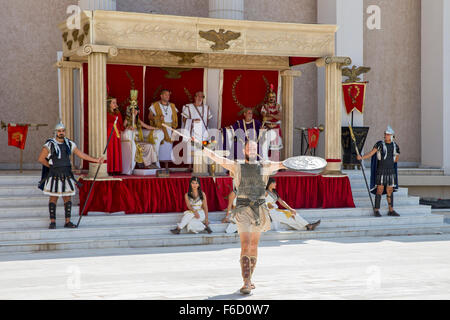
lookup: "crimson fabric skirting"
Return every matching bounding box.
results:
[78,173,355,215]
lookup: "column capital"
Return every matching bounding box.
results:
[280,70,302,77]
[77,44,119,57]
[315,56,352,68]
[54,60,83,69]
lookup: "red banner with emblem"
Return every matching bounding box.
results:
[342,82,367,114]
[8,124,28,150]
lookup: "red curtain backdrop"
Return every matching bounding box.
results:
[107,64,144,120]
[82,64,144,169]
[221,70,279,128]
[144,67,204,124]
[78,173,355,215]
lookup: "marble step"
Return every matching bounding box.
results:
[0,206,80,218]
[351,188,408,197]
[0,223,449,254]
[0,185,46,197]
[0,188,419,208]
[0,212,439,231]
[0,175,41,186]
[0,204,432,222]
[0,184,407,198]
[0,195,55,208]
[0,214,443,241]
[353,196,420,207]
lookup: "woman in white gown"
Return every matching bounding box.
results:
[265,177,321,231]
[171,177,213,234]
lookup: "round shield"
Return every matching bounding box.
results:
[283,156,327,171]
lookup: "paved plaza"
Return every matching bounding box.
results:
[0,234,449,300]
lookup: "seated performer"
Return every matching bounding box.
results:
[260,85,283,161]
[265,177,320,231]
[181,91,212,170]
[38,122,104,229]
[357,125,400,217]
[123,103,158,170]
[222,108,264,160]
[148,89,178,170]
[106,96,124,174]
[170,176,213,234]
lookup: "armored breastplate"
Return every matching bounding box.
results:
[51,143,71,168]
[237,163,266,200]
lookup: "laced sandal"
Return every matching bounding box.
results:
[64,221,77,228]
[205,226,213,234]
[49,222,56,229]
[306,220,321,231]
[240,283,252,295]
[373,210,382,217]
[387,210,400,217]
[170,228,180,234]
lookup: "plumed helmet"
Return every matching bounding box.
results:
[385,125,395,135]
[54,121,66,131]
[268,84,276,98]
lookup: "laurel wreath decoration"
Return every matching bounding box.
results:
[348,85,361,104]
[152,85,163,102]
[184,87,193,103]
[232,75,271,116]
[125,71,135,90]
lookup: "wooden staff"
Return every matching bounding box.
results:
[76,117,117,228]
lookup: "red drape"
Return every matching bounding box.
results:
[106,112,124,174]
[78,173,355,215]
[221,70,279,128]
[107,65,145,120]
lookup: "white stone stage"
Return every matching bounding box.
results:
[0,170,449,254]
[0,235,450,299]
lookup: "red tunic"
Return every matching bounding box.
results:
[106,112,124,174]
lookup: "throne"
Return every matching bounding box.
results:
[121,129,159,176]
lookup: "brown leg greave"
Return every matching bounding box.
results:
[240,255,251,281]
[250,256,257,278]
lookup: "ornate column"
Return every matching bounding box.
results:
[281,70,302,160]
[316,57,352,176]
[56,62,74,140]
[77,44,118,177]
[318,0,364,127]
[55,61,83,167]
[78,0,116,11]
[422,0,450,174]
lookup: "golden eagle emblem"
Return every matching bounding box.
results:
[161,67,192,79]
[342,65,371,83]
[199,29,241,51]
[168,52,202,65]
